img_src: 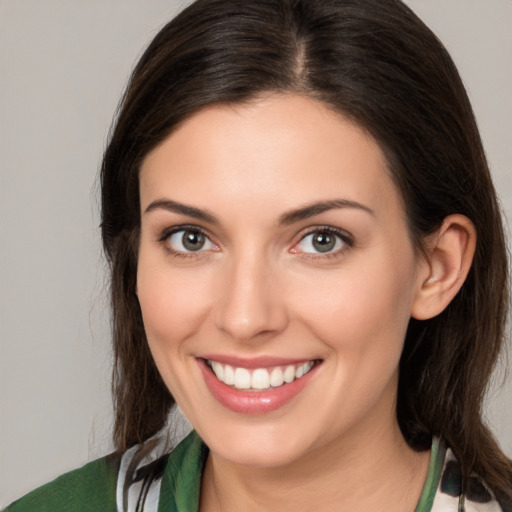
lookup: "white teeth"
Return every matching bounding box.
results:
[297,361,314,378]
[208,359,316,391]
[234,367,251,389]
[283,365,295,383]
[211,361,224,381]
[251,368,270,390]
[224,365,235,385]
[270,367,284,387]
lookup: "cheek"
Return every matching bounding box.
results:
[136,256,212,347]
[290,251,417,359]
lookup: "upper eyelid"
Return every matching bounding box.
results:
[296,225,354,243]
[159,226,219,257]
[156,223,353,250]
[294,226,354,254]
[158,224,212,241]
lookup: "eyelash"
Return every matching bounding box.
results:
[293,226,354,260]
[158,225,217,260]
[157,225,354,260]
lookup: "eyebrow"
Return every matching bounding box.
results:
[144,199,219,224]
[278,199,374,225]
[144,198,374,225]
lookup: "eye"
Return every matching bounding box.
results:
[294,229,349,254]
[166,228,217,253]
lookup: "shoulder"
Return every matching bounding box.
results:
[4,430,206,512]
[3,454,121,512]
[118,429,206,512]
[431,444,511,512]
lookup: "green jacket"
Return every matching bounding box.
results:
[4,432,205,512]
[5,431,509,511]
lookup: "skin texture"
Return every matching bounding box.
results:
[136,94,475,511]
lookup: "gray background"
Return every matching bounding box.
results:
[1,0,511,506]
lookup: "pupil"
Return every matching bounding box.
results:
[313,232,335,253]
[183,230,205,251]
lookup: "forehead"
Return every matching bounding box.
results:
[139,94,404,222]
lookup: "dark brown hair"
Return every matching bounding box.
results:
[100,0,512,501]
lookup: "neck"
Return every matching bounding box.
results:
[200,417,431,512]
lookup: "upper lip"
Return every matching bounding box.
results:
[199,354,319,369]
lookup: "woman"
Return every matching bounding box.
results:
[5,0,512,510]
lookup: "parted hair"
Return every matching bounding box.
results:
[100,0,512,501]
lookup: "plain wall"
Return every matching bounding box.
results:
[1,0,511,506]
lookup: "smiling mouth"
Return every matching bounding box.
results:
[205,359,320,391]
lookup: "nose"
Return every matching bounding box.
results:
[215,252,289,342]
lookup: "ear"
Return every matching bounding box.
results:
[411,214,476,320]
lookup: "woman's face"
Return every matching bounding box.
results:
[137,94,429,467]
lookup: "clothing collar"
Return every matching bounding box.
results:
[157,432,445,512]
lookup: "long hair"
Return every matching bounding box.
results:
[100,0,512,500]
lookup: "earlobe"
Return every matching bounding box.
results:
[411,214,476,320]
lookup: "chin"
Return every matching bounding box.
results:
[199,421,318,468]
[217,443,305,468]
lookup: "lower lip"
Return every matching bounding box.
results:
[198,358,320,414]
